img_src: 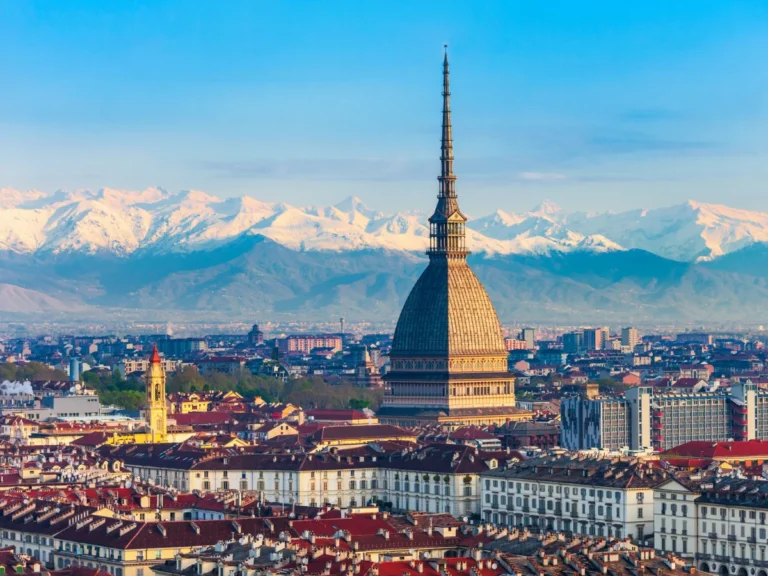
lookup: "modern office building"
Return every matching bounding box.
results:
[561,383,768,451]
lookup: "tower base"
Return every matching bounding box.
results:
[376,406,532,429]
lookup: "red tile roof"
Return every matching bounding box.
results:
[662,440,768,461]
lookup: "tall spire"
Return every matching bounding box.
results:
[439,44,456,199]
[428,45,468,259]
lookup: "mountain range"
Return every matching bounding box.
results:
[3,187,768,323]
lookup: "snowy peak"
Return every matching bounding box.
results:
[530,199,563,217]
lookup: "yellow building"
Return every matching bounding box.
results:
[107,344,170,446]
[145,345,168,442]
[167,392,211,414]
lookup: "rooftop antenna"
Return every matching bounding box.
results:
[340,317,345,336]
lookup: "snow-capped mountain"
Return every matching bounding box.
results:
[0,187,621,257]
[562,200,768,262]
[1,187,768,261]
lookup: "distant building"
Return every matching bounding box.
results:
[247,323,265,345]
[196,356,247,376]
[676,332,713,345]
[521,327,536,349]
[563,331,584,353]
[156,337,208,357]
[354,346,382,388]
[621,327,641,349]
[118,357,182,376]
[277,335,342,355]
[505,338,528,351]
[583,328,604,351]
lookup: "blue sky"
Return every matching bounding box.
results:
[1,1,768,215]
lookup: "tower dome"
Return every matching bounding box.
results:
[391,260,506,358]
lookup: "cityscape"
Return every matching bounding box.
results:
[3,4,768,576]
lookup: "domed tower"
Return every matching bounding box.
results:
[145,344,168,442]
[380,48,525,428]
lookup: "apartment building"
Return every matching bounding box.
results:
[480,455,666,541]
[118,359,182,377]
[654,476,768,576]
[104,442,502,516]
[277,335,342,355]
[561,383,768,452]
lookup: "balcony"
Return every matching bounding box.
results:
[522,506,530,513]
[588,512,597,521]
[652,422,663,430]
[754,561,768,568]
[653,411,663,418]
[653,435,664,442]
[507,503,515,512]
[554,508,563,517]
[696,554,712,561]
[748,536,757,544]
[714,555,731,563]
[571,510,579,519]
[728,534,737,542]
[659,527,666,534]
[708,532,718,540]
[605,515,613,523]
[670,528,677,534]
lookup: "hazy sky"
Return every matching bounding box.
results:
[2,1,768,216]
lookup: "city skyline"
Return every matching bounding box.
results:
[2,1,768,215]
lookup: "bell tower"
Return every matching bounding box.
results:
[145,344,168,442]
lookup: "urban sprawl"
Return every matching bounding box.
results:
[0,51,765,576]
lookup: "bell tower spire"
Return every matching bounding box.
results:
[428,45,468,260]
[145,343,168,442]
